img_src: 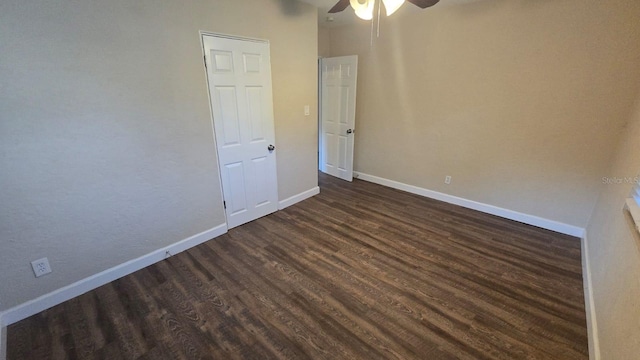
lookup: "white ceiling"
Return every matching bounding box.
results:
[297,0,485,28]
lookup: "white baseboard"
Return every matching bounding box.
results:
[279,186,320,210]
[0,321,6,360]
[0,224,227,328]
[354,172,585,237]
[581,234,601,360]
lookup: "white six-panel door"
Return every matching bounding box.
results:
[320,56,358,182]
[203,35,278,229]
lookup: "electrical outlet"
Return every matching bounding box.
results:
[31,257,52,278]
[445,176,452,185]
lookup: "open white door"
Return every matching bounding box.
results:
[203,35,278,229]
[319,56,358,182]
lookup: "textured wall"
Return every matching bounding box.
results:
[327,0,640,227]
[586,97,640,358]
[0,0,318,312]
[318,27,331,58]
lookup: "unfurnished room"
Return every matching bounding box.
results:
[1,0,640,359]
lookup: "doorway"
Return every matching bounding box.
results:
[318,55,359,182]
[202,34,279,229]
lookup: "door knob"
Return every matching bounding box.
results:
[346,129,353,134]
[268,144,275,152]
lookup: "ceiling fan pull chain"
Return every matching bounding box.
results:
[370,3,375,47]
[377,0,382,38]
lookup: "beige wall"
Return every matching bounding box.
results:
[327,0,640,227]
[585,97,640,358]
[0,0,318,312]
[318,27,331,58]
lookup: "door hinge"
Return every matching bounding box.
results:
[223,200,226,209]
[204,55,207,69]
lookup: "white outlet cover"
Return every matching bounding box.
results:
[31,257,52,278]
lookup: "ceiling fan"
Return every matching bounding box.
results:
[329,0,440,20]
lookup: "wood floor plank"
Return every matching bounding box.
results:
[7,172,588,359]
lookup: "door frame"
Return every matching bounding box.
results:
[199,31,278,227]
[318,56,324,172]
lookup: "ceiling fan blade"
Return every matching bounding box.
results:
[329,0,351,13]
[406,0,440,9]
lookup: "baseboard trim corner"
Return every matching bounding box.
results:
[581,234,601,360]
[0,223,227,327]
[353,172,585,237]
[279,186,320,210]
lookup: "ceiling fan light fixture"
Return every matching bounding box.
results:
[349,0,375,20]
[382,0,405,16]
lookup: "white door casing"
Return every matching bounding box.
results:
[203,35,278,229]
[320,56,358,182]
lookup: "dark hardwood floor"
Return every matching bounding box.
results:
[7,173,588,359]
